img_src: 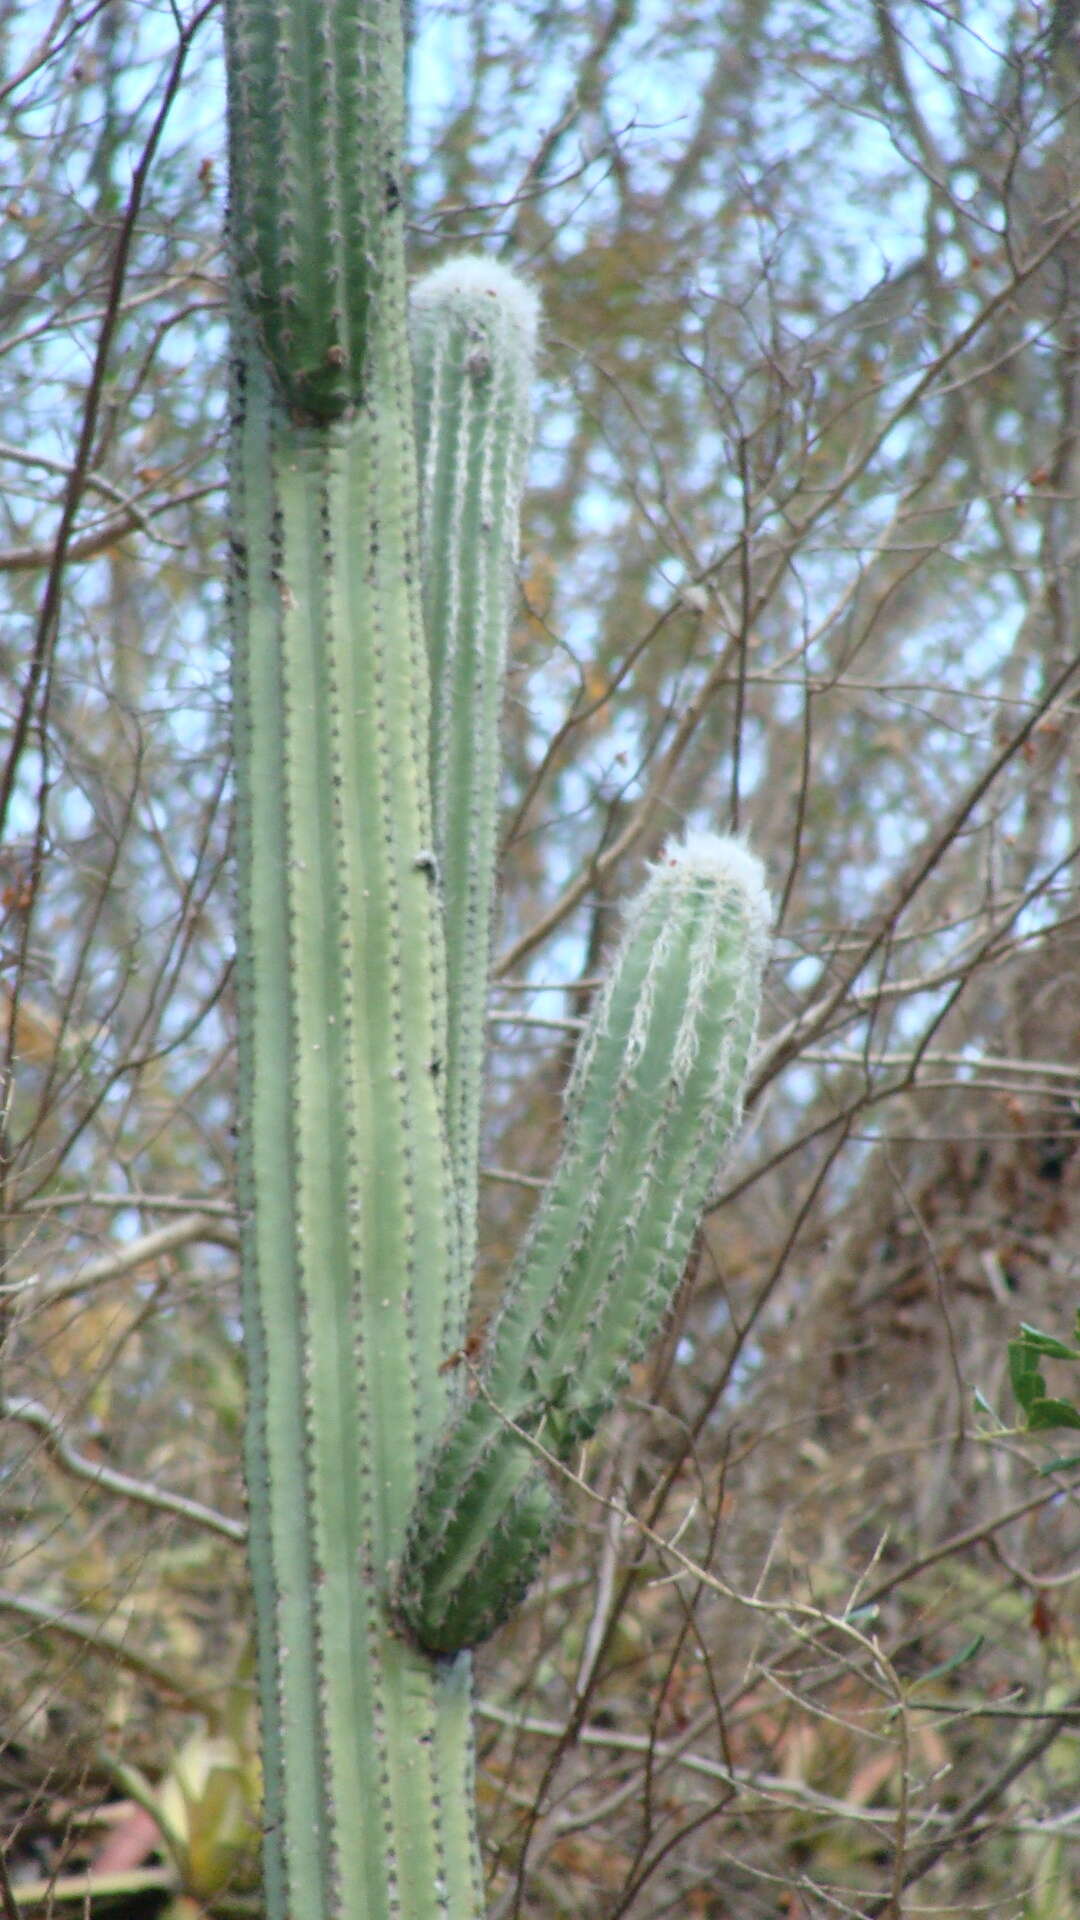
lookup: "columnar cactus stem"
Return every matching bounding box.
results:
[397,834,771,1655]
[228,3,482,1915]
[232,316,483,1920]
[410,258,539,1277]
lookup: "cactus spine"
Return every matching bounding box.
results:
[397,833,771,1655]
[227,0,770,1908]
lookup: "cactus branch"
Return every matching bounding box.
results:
[411,257,538,1280]
[398,833,771,1655]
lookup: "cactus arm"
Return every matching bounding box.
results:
[395,1397,561,1655]
[510,834,772,1436]
[227,1,482,1914]
[410,258,538,1283]
[398,834,771,1655]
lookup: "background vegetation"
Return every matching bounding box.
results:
[1,1,1078,1914]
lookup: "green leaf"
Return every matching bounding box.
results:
[1007,1319,1080,1431]
[1025,1397,1080,1432]
[1038,1451,1080,1476]
[1009,1337,1047,1413]
[1016,1323,1080,1362]
[914,1635,984,1688]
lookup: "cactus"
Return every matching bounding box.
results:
[410,258,539,1278]
[225,0,768,1913]
[227,3,481,1916]
[396,833,771,1654]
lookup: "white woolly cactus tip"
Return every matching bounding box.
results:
[653,829,773,923]
[410,254,541,349]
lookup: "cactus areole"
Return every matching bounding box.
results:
[226,1,769,1915]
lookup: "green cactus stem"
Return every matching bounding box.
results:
[228,2,483,1914]
[225,0,404,419]
[397,831,771,1655]
[410,257,539,1281]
